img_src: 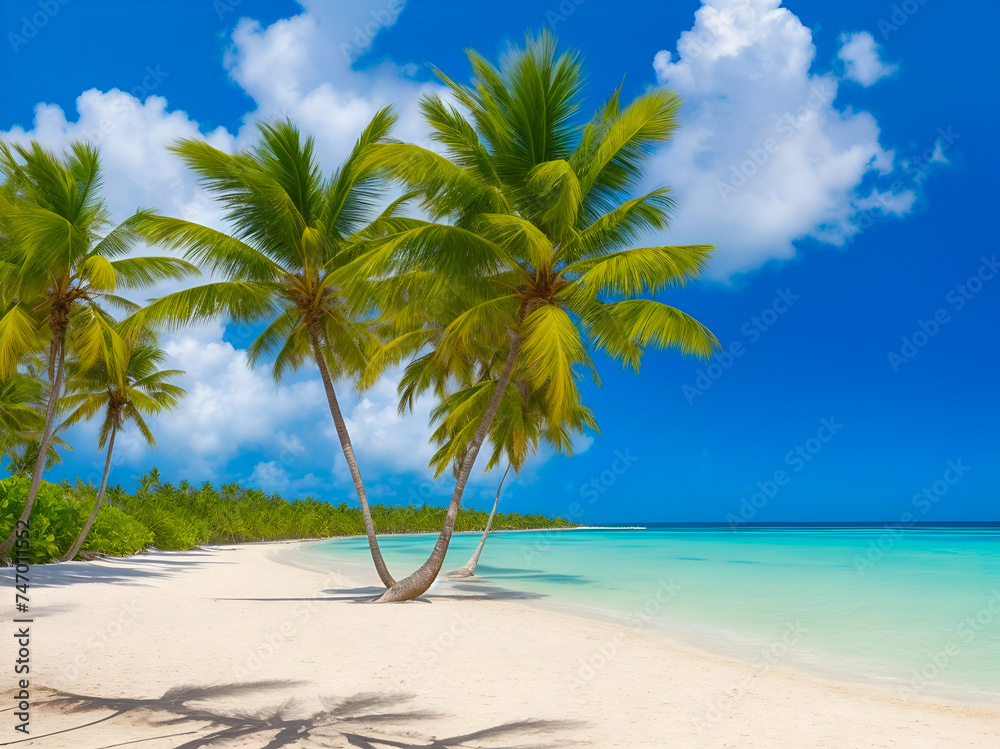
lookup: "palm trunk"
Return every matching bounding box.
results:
[446,463,509,578]
[60,427,115,562]
[310,332,395,588]
[0,335,66,560]
[376,341,519,603]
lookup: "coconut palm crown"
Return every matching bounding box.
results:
[0,140,198,558]
[349,31,719,601]
[58,338,186,561]
[123,111,405,588]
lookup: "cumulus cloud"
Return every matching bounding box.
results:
[333,371,438,478]
[574,433,595,454]
[649,0,915,278]
[224,0,442,161]
[248,459,327,496]
[1,90,233,232]
[837,31,899,87]
[127,322,323,477]
[75,317,441,491]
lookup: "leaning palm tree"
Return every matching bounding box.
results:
[352,32,718,601]
[437,367,596,578]
[445,464,509,579]
[58,339,185,561]
[0,140,198,558]
[124,113,403,587]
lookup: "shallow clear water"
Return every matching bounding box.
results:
[303,525,1000,704]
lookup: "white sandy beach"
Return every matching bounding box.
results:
[3,541,999,748]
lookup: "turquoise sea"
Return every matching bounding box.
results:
[300,525,1000,704]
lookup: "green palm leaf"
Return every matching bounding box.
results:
[566,244,714,297]
[520,304,587,422]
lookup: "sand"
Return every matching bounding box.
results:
[2,541,998,748]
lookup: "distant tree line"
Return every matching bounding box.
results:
[0,470,573,564]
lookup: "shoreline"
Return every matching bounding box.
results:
[79,529,1000,710]
[287,536,1000,711]
[8,541,999,747]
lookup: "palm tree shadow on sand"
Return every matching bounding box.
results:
[14,681,580,748]
[215,580,552,605]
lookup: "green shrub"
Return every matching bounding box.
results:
[83,504,153,557]
[0,478,84,562]
[120,503,206,550]
[0,477,154,561]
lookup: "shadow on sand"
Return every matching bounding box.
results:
[0,550,226,589]
[215,580,550,605]
[11,681,579,748]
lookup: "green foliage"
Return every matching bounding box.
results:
[112,472,572,549]
[364,30,718,483]
[0,140,198,378]
[60,339,186,450]
[0,471,571,562]
[0,477,86,562]
[0,477,149,561]
[82,502,153,557]
[126,111,401,385]
[0,367,70,475]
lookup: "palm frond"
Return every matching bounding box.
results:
[588,299,719,365]
[572,87,682,220]
[131,213,277,282]
[0,304,42,376]
[520,304,586,422]
[526,159,581,239]
[123,282,279,334]
[565,244,714,298]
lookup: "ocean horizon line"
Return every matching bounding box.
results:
[579,521,1000,528]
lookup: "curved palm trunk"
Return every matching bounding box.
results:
[0,337,66,560]
[310,333,395,588]
[376,342,519,603]
[60,427,116,562]
[446,463,509,578]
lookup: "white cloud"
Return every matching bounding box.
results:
[335,372,438,477]
[248,461,292,492]
[837,31,899,87]
[855,189,915,216]
[152,322,327,478]
[248,459,327,495]
[650,0,915,278]
[2,90,233,231]
[224,0,442,162]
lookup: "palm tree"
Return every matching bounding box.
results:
[354,32,718,601]
[0,140,198,559]
[0,358,72,475]
[58,339,185,561]
[437,364,596,578]
[3,438,70,478]
[124,113,404,587]
[137,467,162,494]
[446,463,509,579]
[0,370,45,464]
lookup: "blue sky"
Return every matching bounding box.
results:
[2,0,997,522]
